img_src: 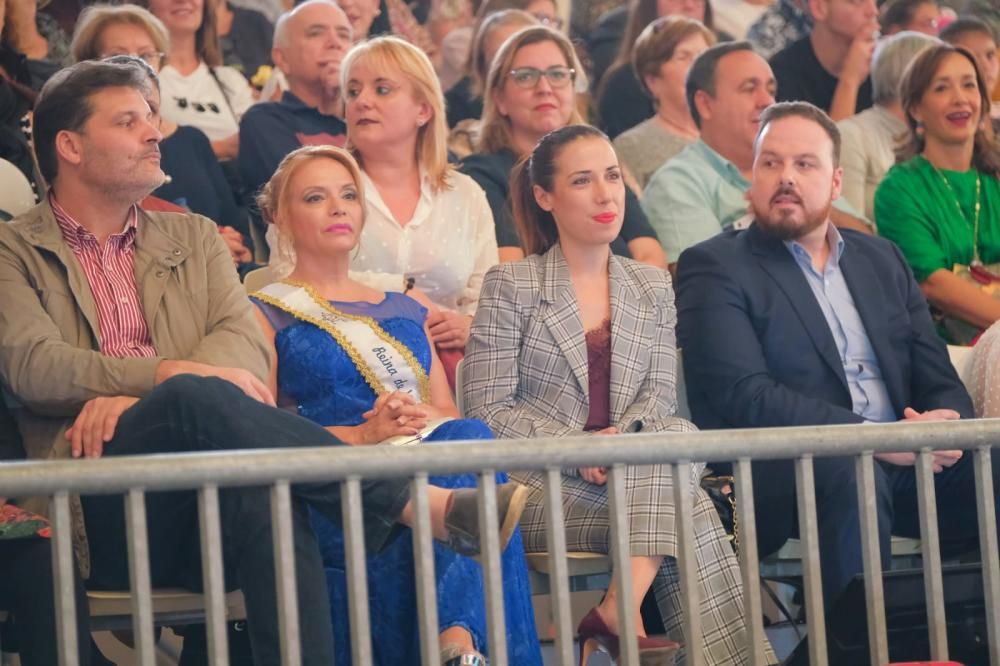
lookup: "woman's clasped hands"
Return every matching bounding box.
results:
[357,390,430,444]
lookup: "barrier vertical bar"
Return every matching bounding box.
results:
[855,453,888,666]
[672,461,703,666]
[197,484,229,665]
[478,471,508,666]
[733,458,766,666]
[544,467,575,666]
[607,463,639,664]
[795,455,827,666]
[51,492,79,666]
[125,489,156,666]
[916,449,947,660]
[342,477,372,665]
[411,474,440,665]
[270,480,301,665]
[973,446,1000,666]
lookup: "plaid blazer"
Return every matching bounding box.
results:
[464,243,689,439]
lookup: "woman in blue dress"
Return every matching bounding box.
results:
[250,144,541,666]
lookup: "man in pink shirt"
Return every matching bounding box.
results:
[0,59,519,664]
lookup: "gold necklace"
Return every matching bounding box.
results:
[929,159,982,266]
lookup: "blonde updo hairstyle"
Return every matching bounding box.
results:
[340,35,452,192]
[257,145,368,274]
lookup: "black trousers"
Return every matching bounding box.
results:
[743,450,1000,605]
[0,537,90,666]
[80,374,411,666]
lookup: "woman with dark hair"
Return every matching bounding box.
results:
[211,0,275,83]
[463,123,773,666]
[875,44,1000,344]
[612,15,715,188]
[335,0,439,66]
[144,0,255,160]
[589,0,725,138]
[879,0,941,36]
[443,0,553,127]
[459,25,666,266]
[940,16,1000,133]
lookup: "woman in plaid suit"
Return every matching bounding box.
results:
[464,125,774,665]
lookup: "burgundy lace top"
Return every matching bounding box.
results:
[584,318,612,431]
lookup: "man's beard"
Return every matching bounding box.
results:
[94,164,165,205]
[752,188,831,241]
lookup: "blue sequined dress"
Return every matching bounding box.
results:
[252,291,541,665]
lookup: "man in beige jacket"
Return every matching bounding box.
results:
[0,59,520,665]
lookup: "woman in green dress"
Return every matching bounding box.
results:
[874,43,1000,344]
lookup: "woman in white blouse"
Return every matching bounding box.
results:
[144,0,255,160]
[269,35,498,382]
[969,323,1000,417]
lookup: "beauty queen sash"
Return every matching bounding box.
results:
[253,281,432,403]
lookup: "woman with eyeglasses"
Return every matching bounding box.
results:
[460,25,667,267]
[70,5,254,267]
[442,0,560,128]
[141,0,255,162]
[878,0,941,36]
[875,44,1000,345]
[590,0,725,139]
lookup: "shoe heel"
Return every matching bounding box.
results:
[579,637,600,666]
[638,643,681,666]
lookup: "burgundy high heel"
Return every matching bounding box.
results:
[576,607,681,665]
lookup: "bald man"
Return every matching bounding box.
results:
[238,0,352,198]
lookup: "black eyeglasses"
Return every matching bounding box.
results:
[174,97,221,113]
[507,66,575,89]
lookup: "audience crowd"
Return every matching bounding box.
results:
[1,0,1000,663]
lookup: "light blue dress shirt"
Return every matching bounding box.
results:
[785,225,896,423]
[641,139,869,262]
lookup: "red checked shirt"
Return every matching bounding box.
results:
[51,196,158,359]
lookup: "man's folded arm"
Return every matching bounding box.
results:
[165,218,271,383]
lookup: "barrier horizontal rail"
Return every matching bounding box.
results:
[2,418,999,666]
[1,419,998,496]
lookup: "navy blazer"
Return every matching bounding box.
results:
[675,223,974,431]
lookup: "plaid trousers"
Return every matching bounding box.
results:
[512,464,776,665]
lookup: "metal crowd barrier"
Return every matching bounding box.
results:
[1,418,999,666]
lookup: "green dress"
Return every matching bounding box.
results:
[875,155,1000,283]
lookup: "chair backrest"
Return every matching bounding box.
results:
[675,348,691,420]
[243,265,276,294]
[947,344,974,392]
[0,159,35,221]
[454,357,466,417]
